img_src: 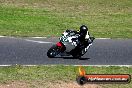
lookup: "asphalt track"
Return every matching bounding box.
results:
[0,37,132,65]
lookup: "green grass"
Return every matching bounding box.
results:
[0,65,132,88]
[0,0,132,38]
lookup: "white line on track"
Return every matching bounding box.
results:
[70,65,132,67]
[25,39,53,44]
[30,37,47,38]
[0,36,111,39]
[0,65,11,66]
[0,65,131,67]
[95,38,111,39]
[0,36,6,38]
[29,37,111,39]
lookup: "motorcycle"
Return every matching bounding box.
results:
[47,29,95,58]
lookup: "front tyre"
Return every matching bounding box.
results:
[71,47,82,58]
[47,45,59,58]
[72,53,81,58]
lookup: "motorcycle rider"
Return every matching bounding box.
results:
[71,25,92,46]
[79,25,89,42]
[77,25,93,51]
[66,24,93,49]
[68,25,92,57]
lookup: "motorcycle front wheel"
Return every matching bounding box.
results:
[72,53,81,58]
[71,47,82,58]
[47,45,60,58]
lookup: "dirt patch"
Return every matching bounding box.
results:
[31,81,102,88]
[0,81,29,88]
[51,82,101,88]
[48,81,102,88]
[0,81,102,88]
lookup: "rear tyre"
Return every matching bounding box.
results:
[47,45,59,58]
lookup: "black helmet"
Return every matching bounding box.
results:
[80,25,88,35]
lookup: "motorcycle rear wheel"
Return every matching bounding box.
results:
[47,45,59,58]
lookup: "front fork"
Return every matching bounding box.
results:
[81,42,92,55]
[84,43,92,52]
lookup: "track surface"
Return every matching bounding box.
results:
[0,37,132,65]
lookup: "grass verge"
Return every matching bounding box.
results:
[0,65,131,88]
[0,0,132,38]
